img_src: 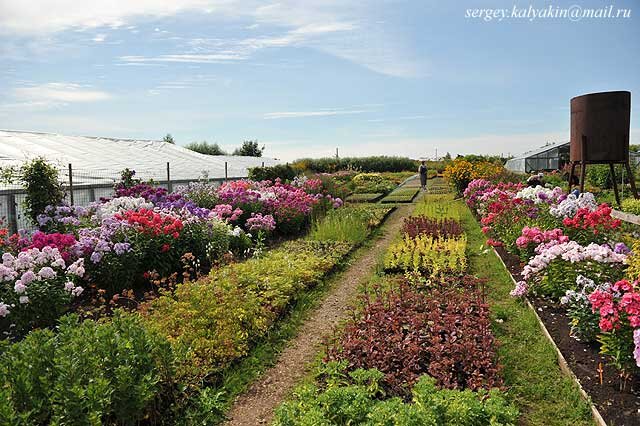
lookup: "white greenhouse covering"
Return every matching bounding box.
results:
[0,129,280,185]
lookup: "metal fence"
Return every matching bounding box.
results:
[0,161,266,234]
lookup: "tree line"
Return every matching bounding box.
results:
[162,134,264,157]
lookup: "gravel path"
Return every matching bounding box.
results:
[224,204,411,426]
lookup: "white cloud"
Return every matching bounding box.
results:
[13,83,112,103]
[0,1,425,78]
[92,33,106,42]
[263,109,369,119]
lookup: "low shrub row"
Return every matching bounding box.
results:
[384,234,466,275]
[345,193,383,203]
[401,216,463,239]
[380,187,419,203]
[292,156,417,173]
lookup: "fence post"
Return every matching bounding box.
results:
[88,188,96,203]
[68,163,74,205]
[224,162,228,182]
[6,194,18,235]
[166,162,173,192]
[261,161,264,167]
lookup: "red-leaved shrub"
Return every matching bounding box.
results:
[401,217,463,239]
[325,276,501,397]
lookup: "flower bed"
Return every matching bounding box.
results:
[464,176,640,424]
[0,176,344,339]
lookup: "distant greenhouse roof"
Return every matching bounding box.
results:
[0,129,279,185]
[508,141,569,160]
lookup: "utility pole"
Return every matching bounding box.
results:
[435,148,438,161]
[336,148,339,159]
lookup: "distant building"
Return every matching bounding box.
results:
[505,142,570,174]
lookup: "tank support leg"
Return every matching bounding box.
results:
[568,162,577,193]
[579,162,586,194]
[625,161,639,200]
[610,163,621,206]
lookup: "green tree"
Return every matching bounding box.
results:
[20,158,65,224]
[163,134,175,144]
[233,140,264,157]
[185,141,227,155]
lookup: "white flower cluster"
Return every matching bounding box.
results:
[515,185,563,204]
[0,248,84,318]
[549,192,598,218]
[96,196,154,219]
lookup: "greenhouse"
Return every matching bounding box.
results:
[505,141,569,174]
[0,129,279,230]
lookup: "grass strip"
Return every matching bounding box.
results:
[458,197,594,426]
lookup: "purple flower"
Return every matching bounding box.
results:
[90,251,103,264]
[113,242,131,255]
[614,242,630,254]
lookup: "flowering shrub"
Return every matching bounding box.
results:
[515,185,565,204]
[384,235,467,276]
[37,203,88,233]
[95,196,153,219]
[0,248,84,337]
[561,204,621,244]
[514,240,627,299]
[245,213,276,232]
[549,192,598,218]
[443,159,503,195]
[515,227,568,260]
[589,279,640,372]
[560,275,609,342]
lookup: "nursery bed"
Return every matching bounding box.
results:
[494,245,640,426]
[345,193,384,203]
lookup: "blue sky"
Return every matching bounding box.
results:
[0,0,638,160]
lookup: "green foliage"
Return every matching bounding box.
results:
[352,173,395,194]
[248,164,298,182]
[163,133,175,144]
[273,365,518,426]
[233,140,264,157]
[587,163,637,189]
[142,240,352,383]
[384,234,467,276]
[20,158,65,224]
[413,195,461,221]
[185,141,227,155]
[346,193,383,203]
[309,206,390,244]
[621,198,640,215]
[116,168,141,189]
[0,313,175,425]
[293,156,417,173]
[380,187,419,203]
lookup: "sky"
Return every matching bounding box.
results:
[0,0,638,161]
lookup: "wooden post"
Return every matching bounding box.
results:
[6,194,17,235]
[68,163,74,205]
[261,161,265,168]
[568,162,577,192]
[224,162,228,181]
[166,162,173,192]
[88,188,96,203]
[625,161,639,199]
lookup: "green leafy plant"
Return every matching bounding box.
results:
[248,164,298,182]
[19,158,65,224]
[273,364,518,426]
[0,313,175,425]
[621,198,640,215]
[384,234,467,276]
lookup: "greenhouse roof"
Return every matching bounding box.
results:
[0,129,279,184]
[509,141,569,160]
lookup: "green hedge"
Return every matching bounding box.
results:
[248,164,298,182]
[293,156,417,173]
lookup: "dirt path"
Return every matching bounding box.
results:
[224,204,411,426]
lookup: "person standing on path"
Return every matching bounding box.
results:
[418,160,428,191]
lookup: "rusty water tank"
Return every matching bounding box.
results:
[570,91,631,163]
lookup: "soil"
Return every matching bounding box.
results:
[223,204,412,426]
[494,245,640,426]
